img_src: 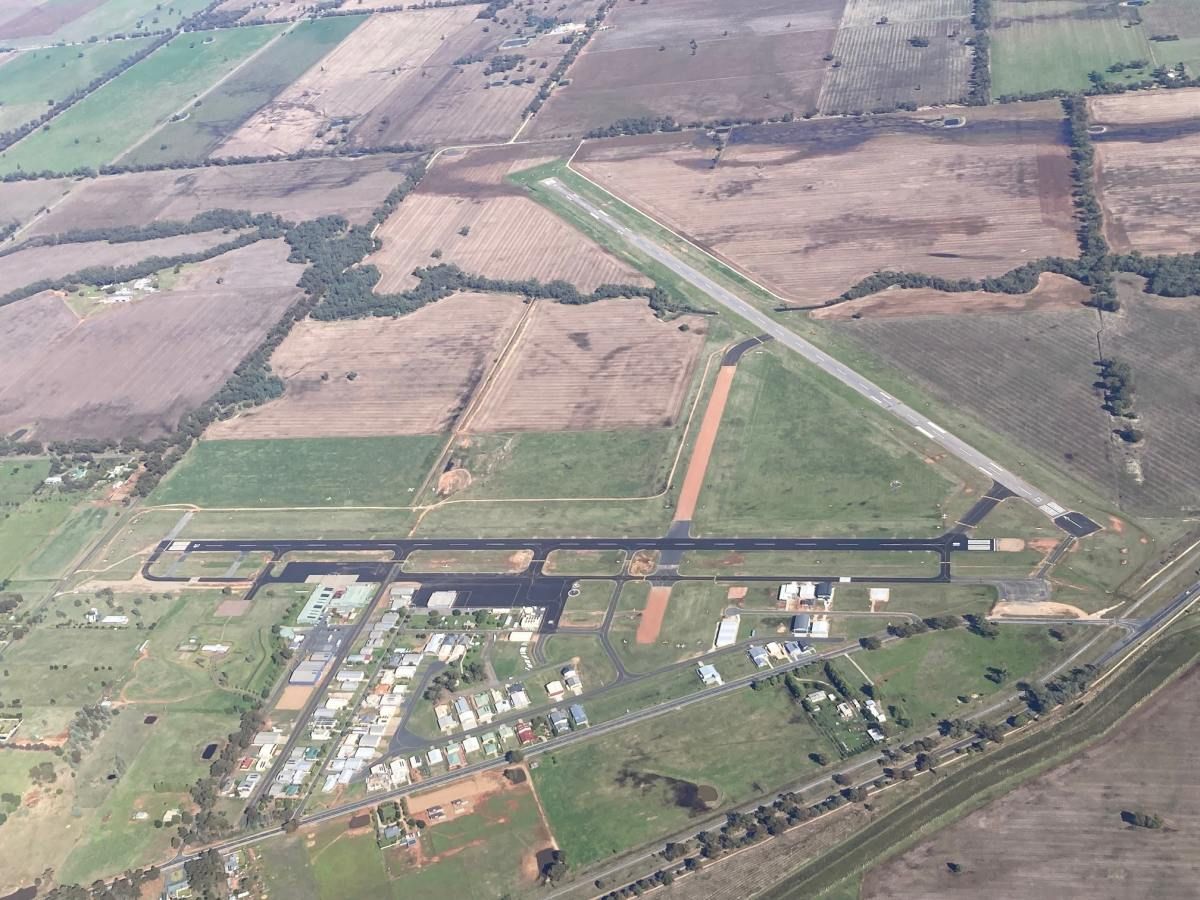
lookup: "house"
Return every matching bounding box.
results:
[101,615,129,626]
[446,745,465,767]
[747,645,770,668]
[791,614,812,637]
[426,748,444,766]
[544,680,565,699]
[864,699,887,723]
[809,617,831,639]
[783,641,809,661]
[714,614,740,648]
[867,728,885,743]
[837,702,854,719]
[547,708,570,736]
[816,581,834,605]
[508,684,531,709]
[805,690,828,705]
[461,735,481,755]
[569,704,588,727]
[697,664,723,686]
[779,581,817,604]
[561,666,583,695]
[84,608,99,624]
[516,720,535,744]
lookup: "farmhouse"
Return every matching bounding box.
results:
[747,645,770,669]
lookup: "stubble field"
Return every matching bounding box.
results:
[21,152,420,236]
[1091,88,1200,253]
[468,298,706,432]
[862,665,1200,900]
[0,240,302,441]
[528,0,842,137]
[370,144,649,292]
[575,103,1076,303]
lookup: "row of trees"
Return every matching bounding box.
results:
[6,208,284,253]
[966,0,992,105]
[524,0,617,118]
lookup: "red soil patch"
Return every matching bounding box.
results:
[636,586,671,644]
[675,364,735,521]
[215,598,250,617]
[437,468,472,497]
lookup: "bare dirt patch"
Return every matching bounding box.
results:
[990,600,1087,619]
[206,292,526,438]
[0,240,302,441]
[23,154,420,236]
[812,273,1089,319]
[994,538,1026,552]
[675,364,735,521]
[862,665,1200,900]
[468,299,706,432]
[635,586,672,644]
[274,683,316,711]
[1090,88,1200,253]
[436,468,472,497]
[628,550,660,577]
[409,768,512,816]
[215,598,251,616]
[529,0,841,138]
[370,143,649,293]
[575,102,1076,304]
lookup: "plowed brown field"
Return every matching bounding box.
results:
[575,103,1076,303]
[469,298,705,433]
[370,144,649,292]
[206,292,527,438]
[0,240,302,440]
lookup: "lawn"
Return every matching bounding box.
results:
[123,15,364,166]
[558,578,617,627]
[401,548,532,574]
[609,581,731,673]
[21,504,114,580]
[537,633,618,687]
[692,351,980,538]
[533,683,835,867]
[853,624,1078,728]
[0,458,49,504]
[830,583,997,617]
[152,436,443,508]
[0,493,77,582]
[0,39,154,132]
[0,25,284,174]
[991,1,1155,97]
[679,549,942,578]
[544,549,627,576]
[413,495,675,538]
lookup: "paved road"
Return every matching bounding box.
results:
[541,176,1102,539]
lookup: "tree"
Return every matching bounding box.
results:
[541,849,568,882]
[505,748,524,763]
[859,636,882,650]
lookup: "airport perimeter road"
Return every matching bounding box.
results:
[541,177,1101,538]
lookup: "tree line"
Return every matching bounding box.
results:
[967,0,991,105]
[2,208,284,255]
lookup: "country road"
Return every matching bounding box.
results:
[541,176,1101,539]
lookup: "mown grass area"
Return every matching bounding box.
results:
[154,436,443,508]
[0,494,78,582]
[0,457,49,503]
[693,351,979,537]
[0,25,283,174]
[538,633,618,687]
[545,549,627,576]
[609,581,730,673]
[830,583,996,617]
[679,549,942,578]
[0,39,154,131]
[534,682,835,868]
[758,623,1200,899]
[414,492,676,538]
[559,578,617,627]
[124,16,364,165]
[21,504,114,580]
[401,548,532,574]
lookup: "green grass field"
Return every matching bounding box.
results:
[402,548,532,573]
[558,578,617,626]
[679,549,942,578]
[545,549,627,576]
[6,0,211,47]
[0,25,283,174]
[0,494,77,582]
[533,683,835,867]
[0,458,49,504]
[693,351,981,537]
[829,583,996,616]
[0,39,154,132]
[153,436,443,508]
[538,633,618,686]
[609,581,730,673]
[21,504,114,580]
[123,16,364,166]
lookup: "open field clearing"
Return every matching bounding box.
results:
[679,549,942,578]
[862,664,1200,899]
[22,152,419,236]
[153,435,442,507]
[992,0,1158,97]
[0,38,154,133]
[218,0,318,22]
[206,293,526,439]
[811,272,1090,319]
[0,228,239,293]
[0,0,208,46]
[469,299,706,432]
[545,550,625,575]
[692,351,987,537]
[218,7,559,154]
[534,682,833,868]
[1091,88,1200,253]
[370,144,649,292]
[0,240,302,441]
[817,0,973,114]
[0,24,283,174]
[559,579,617,626]
[1139,0,1200,70]
[608,581,731,672]
[259,771,552,899]
[528,0,841,138]
[0,176,72,236]
[122,15,365,166]
[575,104,1076,304]
[402,548,531,573]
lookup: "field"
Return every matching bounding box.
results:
[121,15,365,166]
[679,549,942,578]
[528,0,842,138]
[206,293,526,439]
[862,664,1200,899]
[0,0,209,46]
[558,578,617,626]
[608,581,730,672]
[369,144,650,293]
[0,176,73,235]
[1091,88,1200,253]
[0,25,284,175]
[0,240,301,441]
[544,550,625,576]
[811,272,1090,319]
[469,299,706,432]
[0,228,239,293]
[691,350,986,537]
[152,435,442,507]
[23,154,415,236]
[992,0,1160,97]
[258,770,552,899]
[828,276,1200,515]
[817,0,973,114]
[0,38,154,133]
[533,682,833,867]
[574,103,1077,304]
